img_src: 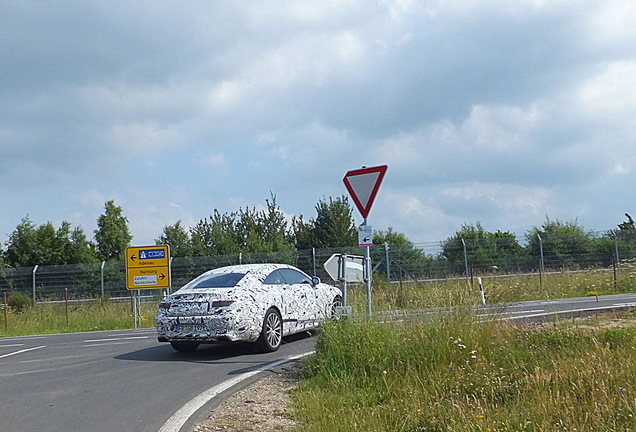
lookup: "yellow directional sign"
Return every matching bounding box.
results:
[125,245,171,290]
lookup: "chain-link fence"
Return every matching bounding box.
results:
[2,231,635,303]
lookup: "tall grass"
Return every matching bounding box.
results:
[0,300,157,337]
[345,267,636,314]
[294,311,636,431]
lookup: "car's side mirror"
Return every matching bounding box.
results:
[311,276,321,286]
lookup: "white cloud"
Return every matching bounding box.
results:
[578,61,636,124]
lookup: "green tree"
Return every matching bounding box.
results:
[94,200,132,261]
[525,217,596,269]
[442,222,524,274]
[66,226,98,264]
[5,216,96,266]
[191,210,240,256]
[190,194,294,255]
[35,221,59,264]
[291,216,316,250]
[372,227,435,278]
[618,213,635,231]
[258,195,294,252]
[293,196,357,249]
[610,213,636,261]
[156,221,192,257]
[373,227,412,246]
[5,216,38,267]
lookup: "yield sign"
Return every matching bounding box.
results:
[343,165,388,219]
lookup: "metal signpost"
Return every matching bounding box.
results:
[343,164,388,315]
[125,245,171,328]
[324,253,365,315]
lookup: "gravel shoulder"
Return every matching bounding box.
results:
[193,361,302,432]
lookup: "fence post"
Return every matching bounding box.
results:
[101,260,106,299]
[613,255,618,290]
[312,247,316,277]
[537,234,545,274]
[169,257,174,295]
[384,242,391,283]
[461,239,469,282]
[32,265,39,305]
[3,292,7,330]
[612,230,620,269]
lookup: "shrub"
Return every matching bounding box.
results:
[8,292,33,312]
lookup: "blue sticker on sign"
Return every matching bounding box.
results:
[139,249,166,260]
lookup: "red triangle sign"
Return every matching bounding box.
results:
[343,165,388,219]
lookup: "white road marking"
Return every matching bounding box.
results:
[0,345,46,359]
[158,351,314,432]
[83,336,149,343]
[510,309,545,314]
[0,336,47,341]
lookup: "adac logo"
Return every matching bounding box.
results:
[139,249,166,260]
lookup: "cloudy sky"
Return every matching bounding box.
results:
[1,0,635,249]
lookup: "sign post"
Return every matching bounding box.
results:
[125,245,171,328]
[324,253,365,311]
[343,165,387,315]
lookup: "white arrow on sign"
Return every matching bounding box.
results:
[343,165,387,219]
[324,254,365,282]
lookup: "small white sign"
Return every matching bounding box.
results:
[335,305,353,318]
[134,275,158,286]
[358,224,373,247]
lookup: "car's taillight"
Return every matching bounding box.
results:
[211,300,235,308]
[159,301,171,310]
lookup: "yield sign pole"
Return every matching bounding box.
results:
[343,164,388,315]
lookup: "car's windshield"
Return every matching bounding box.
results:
[186,272,246,289]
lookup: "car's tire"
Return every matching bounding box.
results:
[170,341,199,352]
[256,308,283,352]
[330,296,343,319]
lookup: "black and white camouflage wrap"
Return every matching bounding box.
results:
[155,263,342,345]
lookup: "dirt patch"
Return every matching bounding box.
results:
[193,361,301,432]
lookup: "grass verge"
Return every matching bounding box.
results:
[0,300,157,337]
[294,309,636,432]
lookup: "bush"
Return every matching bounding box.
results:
[8,292,33,312]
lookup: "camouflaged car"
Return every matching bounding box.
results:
[155,263,342,352]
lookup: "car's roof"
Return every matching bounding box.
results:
[210,263,296,274]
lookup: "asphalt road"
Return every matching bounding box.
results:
[0,328,315,432]
[490,292,636,323]
[2,293,636,432]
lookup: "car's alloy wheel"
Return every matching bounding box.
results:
[330,296,343,319]
[256,308,282,352]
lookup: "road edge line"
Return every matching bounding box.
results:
[0,345,46,359]
[158,350,315,432]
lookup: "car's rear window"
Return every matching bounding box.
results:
[188,272,246,289]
